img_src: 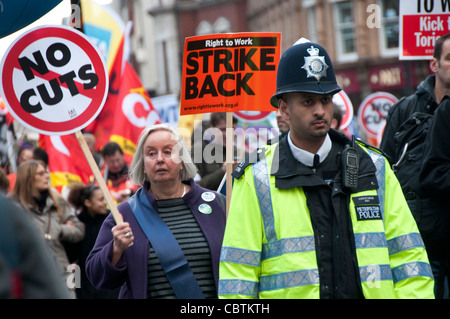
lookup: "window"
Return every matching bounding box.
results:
[196,21,213,35]
[307,6,318,43]
[334,1,357,62]
[379,0,399,56]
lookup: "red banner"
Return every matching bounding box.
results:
[85,35,161,163]
[39,134,92,191]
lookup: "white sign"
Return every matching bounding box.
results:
[152,94,179,126]
[357,92,397,137]
[400,0,450,60]
[0,25,108,135]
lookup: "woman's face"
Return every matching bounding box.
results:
[85,188,108,215]
[143,130,183,185]
[34,164,50,192]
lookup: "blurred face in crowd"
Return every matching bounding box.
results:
[279,92,334,153]
[34,163,50,192]
[104,150,125,174]
[143,129,182,185]
[212,119,227,146]
[276,109,290,135]
[85,188,108,215]
[18,148,33,165]
[431,37,450,100]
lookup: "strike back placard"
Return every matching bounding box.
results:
[180,32,281,115]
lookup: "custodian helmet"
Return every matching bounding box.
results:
[270,41,341,108]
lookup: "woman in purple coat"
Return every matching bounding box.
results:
[86,124,226,299]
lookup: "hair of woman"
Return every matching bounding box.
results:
[129,124,197,186]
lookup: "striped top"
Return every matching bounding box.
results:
[147,197,216,299]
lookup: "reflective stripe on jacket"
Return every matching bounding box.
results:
[219,139,434,299]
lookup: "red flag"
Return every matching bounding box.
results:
[108,61,161,164]
[86,37,161,163]
[39,134,92,192]
[83,33,125,149]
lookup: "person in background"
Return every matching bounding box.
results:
[276,108,290,139]
[66,183,119,299]
[269,109,290,146]
[191,112,238,191]
[83,133,102,169]
[7,142,34,192]
[419,97,450,298]
[380,33,450,298]
[101,142,138,203]
[86,124,226,299]
[0,168,9,194]
[9,160,85,298]
[331,105,343,131]
[33,146,49,168]
[0,194,70,298]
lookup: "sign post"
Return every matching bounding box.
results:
[180,32,281,215]
[0,25,123,225]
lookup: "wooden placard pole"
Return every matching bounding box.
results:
[75,130,124,225]
[226,112,233,217]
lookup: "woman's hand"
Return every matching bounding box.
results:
[111,222,134,266]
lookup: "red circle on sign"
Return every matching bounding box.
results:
[233,111,272,122]
[332,90,353,130]
[358,92,397,137]
[0,25,108,135]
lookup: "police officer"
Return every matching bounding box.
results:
[218,41,434,299]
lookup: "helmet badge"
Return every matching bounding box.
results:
[301,45,329,82]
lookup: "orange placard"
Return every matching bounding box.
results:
[180,32,281,115]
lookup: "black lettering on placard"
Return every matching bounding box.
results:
[20,89,42,113]
[260,48,276,71]
[17,42,99,114]
[37,79,63,105]
[46,43,71,67]
[185,73,255,100]
[79,64,99,89]
[184,46,274,100]
[18,51,49,81]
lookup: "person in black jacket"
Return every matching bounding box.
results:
[380,33,450,298]
[420,96,450,197]
[66,183,119,299]
[381,33,450,161]
[419,97,450,299]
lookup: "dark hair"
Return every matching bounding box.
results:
[210,112,237,127]
[0,167,10,194]
[67,183,100,210]
[33,147,48,166]
[101,142,123,157]
[433,33,450,59]
[333,105,343,129]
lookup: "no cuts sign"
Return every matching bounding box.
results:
[0,25,108,135]
[357,92,398,138]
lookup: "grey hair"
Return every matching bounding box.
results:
[129,123,197,186]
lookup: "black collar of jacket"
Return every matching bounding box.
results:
[271,129,379,193]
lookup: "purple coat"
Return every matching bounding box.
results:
[85,179,226,299]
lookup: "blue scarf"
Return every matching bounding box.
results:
[127,188,204,299]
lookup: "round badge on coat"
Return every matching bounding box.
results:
[201,191,216,202]
[198,203,212,215]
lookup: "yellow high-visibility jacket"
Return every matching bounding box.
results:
[219,134,434,299]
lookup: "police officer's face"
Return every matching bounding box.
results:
[279,92,333,151]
